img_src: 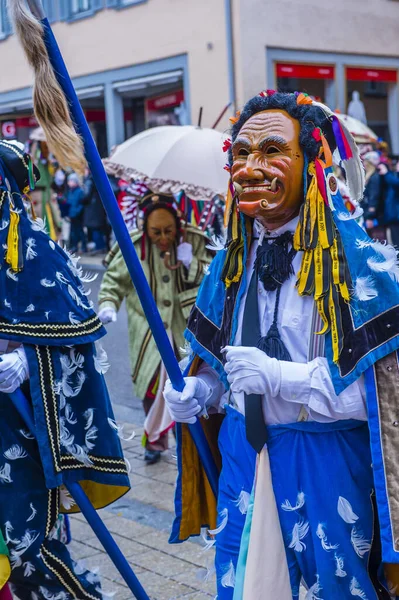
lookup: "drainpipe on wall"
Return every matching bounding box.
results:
[225,0,237,113]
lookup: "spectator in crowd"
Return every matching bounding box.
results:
[378,160,399,247]
[66,172,86,253]
[82,168,108,253]
[51,168,70,243]
[362,151,384,238]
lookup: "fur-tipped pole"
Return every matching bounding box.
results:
[8,0,86,174]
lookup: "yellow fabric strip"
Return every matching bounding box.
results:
[0,555,10,590]
[329,286,340,362]
[6,210,20,272]
[317,193,329,249]
[297,250,312,295]
[331,238,340,286]
[316,297,329,335]
[314,244,324,300]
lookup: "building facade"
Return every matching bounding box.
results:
[1,0,399,153]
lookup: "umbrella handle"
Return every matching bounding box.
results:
[164,254,182,271]
[164,228,187,271]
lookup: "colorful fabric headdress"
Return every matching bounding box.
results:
[223,92,366,363]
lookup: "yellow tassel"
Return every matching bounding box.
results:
[329,285,340,363]
[224,185,233,229]
[6,210,21,272]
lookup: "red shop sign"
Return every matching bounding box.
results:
[346,67,397,82]
[276,63,334,80]
[146,90,184,112]
[15,117,38,128]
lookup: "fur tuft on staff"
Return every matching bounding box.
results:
[8,0,86,174]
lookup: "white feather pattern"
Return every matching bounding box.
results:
[40,279,56,288]
[288,519,309,552]
[209,508,228,536]
[337,496,359,524]
[334,553,347,578]
[60,486,76,510]
[94,344,110,375]
[305,574,322,600]
[29,217,47,233]
[107,418,135,441]
[6,269,18,282]
[351,526,371,558]
[221,561,235,588]
[200,528,216,551]
[353,277,378,302]
[26,503,37,522]
[49,240,56,250]
[4,445,27,461]
[234,490,251,515]
[85,426,98,451]
[4,299,11,309]
[316,523,339,551]
[69,312,80,325]
[337,205,363,221]
[0,463,12,483]
[4,521,19,544]
[281,491,305,512]
[350,576,369,598]
[19,429,34,440]
[0,219,9,231]
[83,408,94,431]
[206,234,226,252]
[23,561,36,577]
[26,238,37,260]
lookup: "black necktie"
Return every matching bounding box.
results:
[241,233,295,453]
[242,268,268,453]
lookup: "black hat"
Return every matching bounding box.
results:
[0,140,40,193]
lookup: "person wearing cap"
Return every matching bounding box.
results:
[98,193,214,464]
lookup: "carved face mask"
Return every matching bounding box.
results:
[231,109,305,229]
[146,208,178,252]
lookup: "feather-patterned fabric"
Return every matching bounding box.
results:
[281,491,305,512]
[289,519,309,552]
[337,496,359,524]
[351,526,371,558]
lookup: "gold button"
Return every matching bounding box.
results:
[162,275,170,283]
[163,300,172,307]
[163,322,169,329]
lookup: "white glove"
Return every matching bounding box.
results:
[223,346,281,397]
[163,376,212,424]
[98,306,117,324]
[177,242,193,269]
[0,347,29,394]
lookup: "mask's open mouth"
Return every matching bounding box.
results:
[241,177,280,194]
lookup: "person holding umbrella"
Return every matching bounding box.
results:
[98,192,214,464]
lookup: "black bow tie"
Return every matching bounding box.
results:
[254,231,297,292]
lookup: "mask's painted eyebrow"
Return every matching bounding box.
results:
[232,137,251,153]
[259,135,289,150]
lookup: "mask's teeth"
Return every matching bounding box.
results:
[233,182,243,194]
[270,177,278,192]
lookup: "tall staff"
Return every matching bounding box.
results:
[8,0,218,497]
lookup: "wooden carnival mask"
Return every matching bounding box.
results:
[146,208,178,252]
[231,109,304,229]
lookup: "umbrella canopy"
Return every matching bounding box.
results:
[29,126,46,142]
[335,113,378,144]
[104,125,229,201]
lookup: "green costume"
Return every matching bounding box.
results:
[99,226,213,399]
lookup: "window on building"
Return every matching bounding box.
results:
[71,0,92,15]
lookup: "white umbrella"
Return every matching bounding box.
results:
[104,125,229,201]
[335,113,378,144]
[29,126,47,142]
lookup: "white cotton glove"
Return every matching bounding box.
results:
[177,242,193,269]
[163,376,212,424]
[0,347,29,394]
[98,306,117,324]
[223,346,281,397]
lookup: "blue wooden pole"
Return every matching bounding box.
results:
[9,389,150,600]
[25,0,219,498]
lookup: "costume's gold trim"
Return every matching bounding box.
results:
[41,544,100,600]
[132,328,152,382]
[36,345,61,473]
[0,314,102,338]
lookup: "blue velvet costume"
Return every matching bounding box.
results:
[171,172,399,598]
[0,143,129,599]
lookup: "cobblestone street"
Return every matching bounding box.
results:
[69,424,216,600]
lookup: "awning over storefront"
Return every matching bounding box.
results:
[276,63,335,79]
[346,67,397,82]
